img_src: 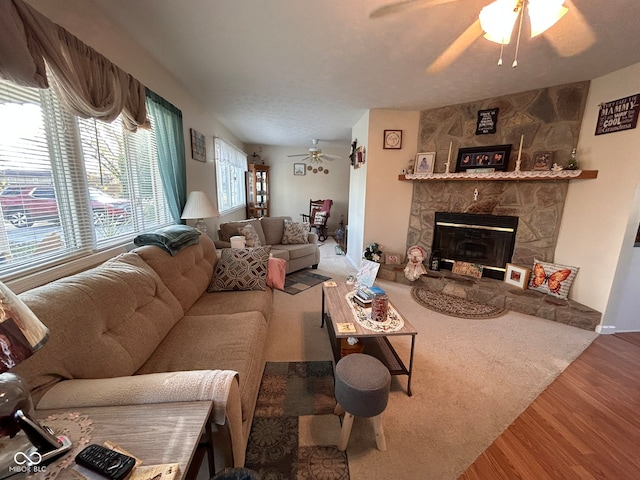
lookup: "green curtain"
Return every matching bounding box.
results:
[145,89,186,223]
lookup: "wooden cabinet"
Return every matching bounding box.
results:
[246,164,269,218]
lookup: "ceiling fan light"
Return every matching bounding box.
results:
[528,0,568,38]
[479,0,520,44]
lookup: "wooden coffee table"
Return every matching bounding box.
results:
[321,282,417,396]
[32,401,214,480]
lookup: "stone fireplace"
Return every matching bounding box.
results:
[406,180,569,268]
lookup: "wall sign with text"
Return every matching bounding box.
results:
[595,94,639,135]
[476,108,499,135]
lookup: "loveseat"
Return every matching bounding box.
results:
[12,233,270,471]
[215,216,320,273]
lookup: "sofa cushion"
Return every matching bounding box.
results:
[238,224,261,247]
[137,311,268,422]
[186,288,273,324]
[281,220,309,244]
[219,219,266,246]
[269,248,289,261]
[14,253,183,402]
[274,243,318,260]
[260,216,290,245]
[135,234,217,313]
[208,246,271,292]
[133,224,201,256]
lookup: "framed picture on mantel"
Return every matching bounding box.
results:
[455,144,511,172]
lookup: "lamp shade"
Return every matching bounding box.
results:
[181,191,219,220]
[0,282,49,373]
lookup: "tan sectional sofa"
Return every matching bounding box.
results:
[215,216,320,273]
[13,234,269,470]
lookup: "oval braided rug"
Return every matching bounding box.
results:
[410,285,506,319]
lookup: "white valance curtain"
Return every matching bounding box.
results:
[0,0,147,131]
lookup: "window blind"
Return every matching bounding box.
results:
[214,137,247,214]
[0,79,173,280]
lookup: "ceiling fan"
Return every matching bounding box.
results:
[370,0,595,73]
[287,139,342,164]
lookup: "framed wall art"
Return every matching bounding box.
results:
[455,144,511,172]
[504,263,531,289]
[383,130,402,149]
[414,152,435,174]
[190,128,206,162]
[533,151,553,170]
[293,163,306,176]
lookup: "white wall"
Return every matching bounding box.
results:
[555,62,640,329]
[347,112,370,267]
[364,110,420,260]
[601,184,640,332]
[245,143,351,233]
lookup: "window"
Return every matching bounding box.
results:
[214,137,247,214]
[0,79,173,279]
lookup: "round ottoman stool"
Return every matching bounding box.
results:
[334,353,391,451]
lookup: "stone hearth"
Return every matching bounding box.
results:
[378,263,601,331]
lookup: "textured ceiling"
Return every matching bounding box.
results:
[75,1,640,146]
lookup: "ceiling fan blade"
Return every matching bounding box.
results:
[287,153,311,157]
[426,19,483,74]
[369,0,458,19]
[542,1,595,57]
[319,154,340,161]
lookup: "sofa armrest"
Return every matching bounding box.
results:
[214,240,232,249]
[307,232,319,244]
[35,370,238,426]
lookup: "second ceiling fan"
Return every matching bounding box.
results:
[287,139,342,164]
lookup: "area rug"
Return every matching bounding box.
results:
[245,361,349,479]
[283,270,331,295]
[410,285,505,319]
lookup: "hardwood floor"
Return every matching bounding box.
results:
[459,333,640,479]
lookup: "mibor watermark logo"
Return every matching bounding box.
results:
[9,451,47,474]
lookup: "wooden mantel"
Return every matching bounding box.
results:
[398,170,598,182]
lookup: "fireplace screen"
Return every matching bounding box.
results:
[432,212,518,280]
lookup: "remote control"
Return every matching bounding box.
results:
[75,444,136,480]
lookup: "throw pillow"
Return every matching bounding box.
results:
[238,224,262,247]
[208,246,271,292]
[281,220,309,245]
[528,258,579,299]
[266,257,286,290]
[133,225,200,256]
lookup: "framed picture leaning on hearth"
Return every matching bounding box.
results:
[455,144,511,172]
[504,263,531,289]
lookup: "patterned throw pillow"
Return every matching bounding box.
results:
[281,220,309,245]
[238,224,262,247]
[208,246,271,291]
[528,258,579,299]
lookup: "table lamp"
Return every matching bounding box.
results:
[0,281,72,472]
[181,191,219,234]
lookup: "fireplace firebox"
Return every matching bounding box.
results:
[432,212,518,280]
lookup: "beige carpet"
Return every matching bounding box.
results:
[265,238,599,479]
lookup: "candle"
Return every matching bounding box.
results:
[445,141,452,173]
[517,134,523,162]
